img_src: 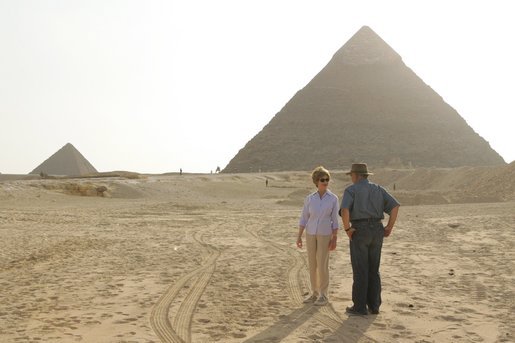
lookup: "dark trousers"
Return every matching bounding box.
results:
[349,221,384,313]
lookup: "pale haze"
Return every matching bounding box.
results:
[1,0,514,174]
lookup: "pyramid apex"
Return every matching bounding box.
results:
[358,25,373,32]
[59,143,80,154]
[334,26,401,66]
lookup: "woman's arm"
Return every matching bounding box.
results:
[299,197,309,228]
[331,197,340,237]
[297,197,309,248]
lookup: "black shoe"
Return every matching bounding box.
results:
[369,308,379,315]
[346,306,367,316]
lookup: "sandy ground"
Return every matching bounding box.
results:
[0,172,514,342]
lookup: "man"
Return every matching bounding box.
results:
[340,163,400,315]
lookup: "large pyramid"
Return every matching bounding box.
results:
[223,26,505,173]
[30,143,98,176]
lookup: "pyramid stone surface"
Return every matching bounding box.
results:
[30,143,98,176]
[223,26,505,173]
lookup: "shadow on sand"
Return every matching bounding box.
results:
[243,303,377,343]
[243,304,320,343]
[324,311,378,343]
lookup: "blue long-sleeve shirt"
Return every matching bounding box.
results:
[299,190,340,235]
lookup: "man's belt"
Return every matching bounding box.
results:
[351,218,382,223]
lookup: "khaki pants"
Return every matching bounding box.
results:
[306,233,332,297]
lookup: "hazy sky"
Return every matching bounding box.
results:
[1,0,514,174]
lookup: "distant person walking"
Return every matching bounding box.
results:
[297,166,340,306]
[180,168,182,175]
[340,163,400,315]
[265,178,269,187]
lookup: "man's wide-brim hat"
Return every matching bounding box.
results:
[345,163,373,176]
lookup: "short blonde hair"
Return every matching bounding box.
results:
[311,166,330,185]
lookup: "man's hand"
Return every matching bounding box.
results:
[346,228,356,240]
[384,206,399,238]
[384,225,393,237]
[296,236,303,248]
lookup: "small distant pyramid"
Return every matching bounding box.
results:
[223,26,505,172]
[30,143,98,176]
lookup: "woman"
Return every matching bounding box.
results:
[297,166,339,306]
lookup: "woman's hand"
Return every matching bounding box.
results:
[329,235,337,250]
[296,236,303,248]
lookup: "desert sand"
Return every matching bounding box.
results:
[0,171,514,342]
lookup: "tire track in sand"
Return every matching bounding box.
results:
[172,234,219,343]
[150,232,219,343]
[245,228,304,303]
[294,242,376,342]
[247,228,345,340]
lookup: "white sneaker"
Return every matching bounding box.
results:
[303,293,318,303]
[314,295,328,306]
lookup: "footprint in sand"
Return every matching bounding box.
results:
[435,315,467,322]
[392,324,406,330]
